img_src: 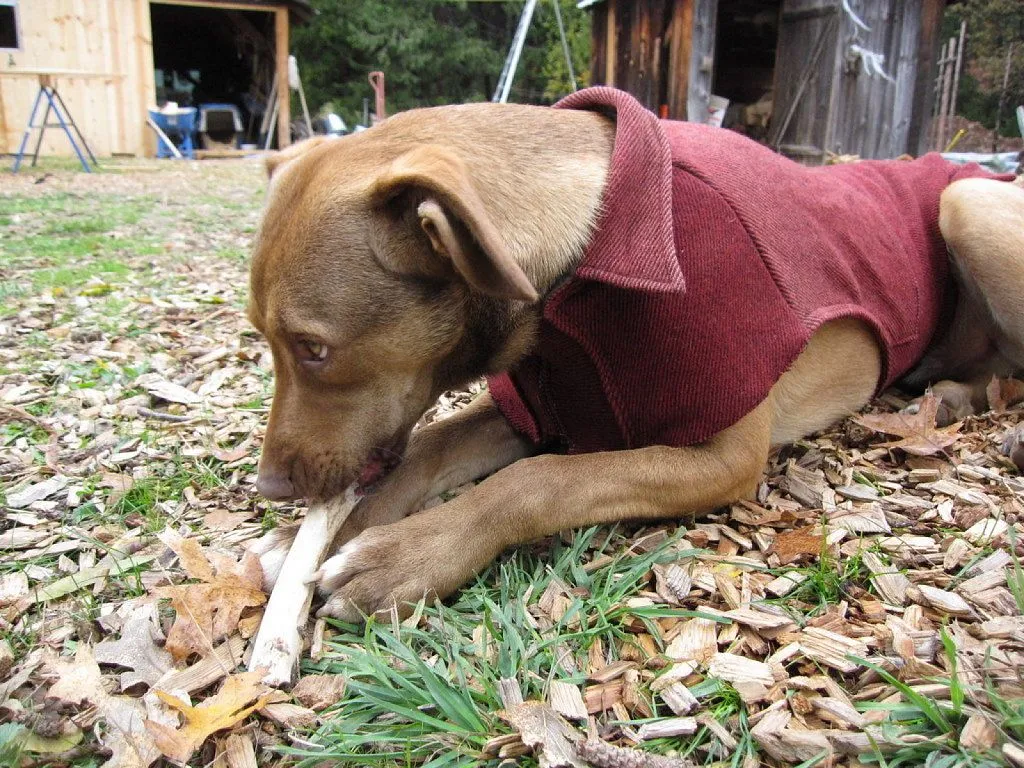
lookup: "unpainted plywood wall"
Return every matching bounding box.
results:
[0,0,156,157]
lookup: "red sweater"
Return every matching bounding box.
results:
[487,87,1001,453]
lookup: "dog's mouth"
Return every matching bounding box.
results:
[355,446,404,494]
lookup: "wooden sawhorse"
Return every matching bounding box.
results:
[11,73,98,173]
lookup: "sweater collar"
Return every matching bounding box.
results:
[554,87,686,294]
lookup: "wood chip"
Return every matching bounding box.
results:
[828,505,891,533]
[862,551,910,606]
[798,628,869,674]
[707,652,775,686]
[722,606,796,631]
[259,700,317,728]
[810,696,867,729]
[291,674,347,711]
[964,518,1009,544]
[637,717,698,740]
[586,659,636,684]
[960,713,998,751]
[548,681,587,722]
[765,571,807,597]
[499,677,524,708]
[660,681,699,715]
[665,618,717,663]
[223,733,257,768]
[155,635,246,695]
[914,584,974,617]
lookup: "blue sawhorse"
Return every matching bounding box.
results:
[12,76,98,173]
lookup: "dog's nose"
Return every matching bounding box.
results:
[256,469,296,501]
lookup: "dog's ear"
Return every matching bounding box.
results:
[371,145,538,302]
[265,136,332,179]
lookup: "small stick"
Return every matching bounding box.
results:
[248,487,357,686]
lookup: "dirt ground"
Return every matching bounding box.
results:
[1,158,1024,768]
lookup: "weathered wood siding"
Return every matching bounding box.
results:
[830,0,923,158]
[590,0,692,119]
[0,0,156,157]
[685,0,717,122]
[770,0,841,162]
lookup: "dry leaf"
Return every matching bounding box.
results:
[854,394,962,456]
[986,376,1024,412]
[45,646,167,767]
[159,528,215,581]
[146,671,271,764]
[767,526,823,565]
[155,534,265,660]
[499,701,586,768]
[94,601,174,690]
[203,509,255,532]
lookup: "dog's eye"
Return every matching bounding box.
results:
[297,339,328,363]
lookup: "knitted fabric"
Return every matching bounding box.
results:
[487,87,1002,453]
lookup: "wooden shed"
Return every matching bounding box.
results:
[582,0,948,161]
[0,0,312,159]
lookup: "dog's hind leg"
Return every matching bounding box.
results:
[906,177,1024,424]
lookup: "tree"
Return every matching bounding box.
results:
[291,0,592,129]
[945,0,1024,145]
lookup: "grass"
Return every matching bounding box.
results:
[286,526,727,767]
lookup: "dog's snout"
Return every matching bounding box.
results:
[256,467,296,501]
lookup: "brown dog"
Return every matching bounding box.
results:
[249,88,1024,621]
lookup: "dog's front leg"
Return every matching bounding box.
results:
[254,393,532,588]
[316,400,773,621]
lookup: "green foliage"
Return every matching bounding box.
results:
[944,0,1024,137]
[291,0,591,128]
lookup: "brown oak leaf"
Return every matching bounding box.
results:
[156,531,265,660]
[146,671,270,764]
[853,394,962,456]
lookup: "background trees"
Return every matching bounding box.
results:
[291,0,591,129]
[944,0,1024,143]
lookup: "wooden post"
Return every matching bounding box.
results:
[605,0,616,87]
[949,20,966,126]
[275,6,290,149]
[908,0,945,156]
[936,38,954,151]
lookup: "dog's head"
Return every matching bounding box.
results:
[248,129,540,501]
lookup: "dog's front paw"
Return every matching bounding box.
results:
[313,508,494,622]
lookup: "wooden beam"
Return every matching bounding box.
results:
[136,0,157,157]
[151,0,284,13]
[275,6,290,148]
[667,0,692,121]
[907,0,945,156]
[605,0,617,87]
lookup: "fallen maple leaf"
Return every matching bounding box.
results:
[853,394,962,456]
[156,531,265,660]
[146,671,271,764]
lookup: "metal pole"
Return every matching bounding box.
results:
[495,0,538,103]
[551,0,577,92]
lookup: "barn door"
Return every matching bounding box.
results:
[770,0,841,163]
